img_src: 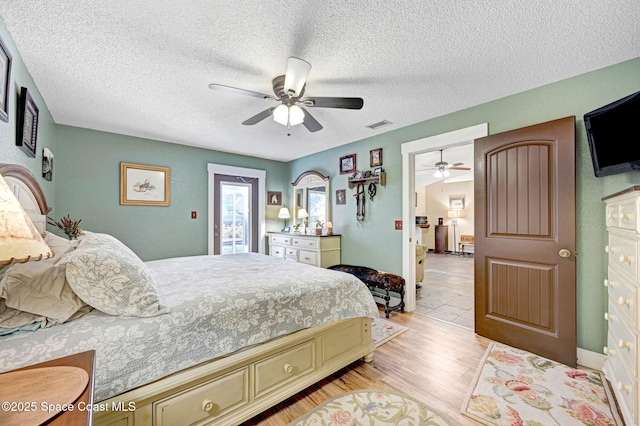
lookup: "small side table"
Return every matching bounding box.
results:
[0,350,95,426]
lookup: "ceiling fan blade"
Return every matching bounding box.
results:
[284,57,311,97]
[449,166,471,171]
[303,97,364,109]
[449,162,465,167]
[301,108,323,132]
[242,107,276,125]
[209,83,274,100]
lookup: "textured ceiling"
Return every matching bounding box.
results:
[1,1,639,162]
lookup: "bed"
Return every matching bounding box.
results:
[0,164,378,426]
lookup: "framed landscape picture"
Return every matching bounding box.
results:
[120,162,171,206]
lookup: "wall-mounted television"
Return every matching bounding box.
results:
[584,90,640,177]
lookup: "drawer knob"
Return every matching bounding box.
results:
[617,382,631,393]
[618,339,632,350]
[603,346,614,356]
[283,363,293,373]
[605,245,613,253]
[604,312,614,321]
[604,279,613,287]
[619,254,632,264]
[622,213,631,221]
[618,296,631,307]
[202,399,215,412]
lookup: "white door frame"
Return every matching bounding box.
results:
[401,123,488,311]
[207,163,266,255]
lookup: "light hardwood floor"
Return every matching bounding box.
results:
[245,310,491,425]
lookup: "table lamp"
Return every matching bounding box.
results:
[298,208,309,234]
[0,173,53,267]
[278,206,290,231]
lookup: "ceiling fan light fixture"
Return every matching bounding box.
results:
[283,57,311,96]
[433,166,450,179]
[273,104,305,127]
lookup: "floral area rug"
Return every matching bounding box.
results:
[289,389,450,425]
[461,342,623,426]
[371,317,408,347]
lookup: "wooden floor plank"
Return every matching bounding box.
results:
[245,310,491,425]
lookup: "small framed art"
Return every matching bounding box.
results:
[267,191,282,206]
[16,87,39,158]
[336,189,346,205]
[370,148,382,167]
[339,154,356,174]
[0,35,11,122]
[450,197,465,209]
[120,162,171,206]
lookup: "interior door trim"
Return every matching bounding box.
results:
[207,163,266,255]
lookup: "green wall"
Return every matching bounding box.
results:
[290,57,640,353]
[54,125,290,260]
[2,14,640,354]
[0,19,57,208]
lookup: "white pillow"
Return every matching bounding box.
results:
[0,232,89,324]
[58,232,169,317]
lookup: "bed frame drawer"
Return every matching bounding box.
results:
[153,367,249,426]
[254,341,315,398]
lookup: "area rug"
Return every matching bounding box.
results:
[289,389,450,425]
[371,317,408,347]
[461,342,623,426]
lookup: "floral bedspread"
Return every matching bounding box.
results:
[0,253,379,401]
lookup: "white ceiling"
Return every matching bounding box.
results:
[1,1,639,162]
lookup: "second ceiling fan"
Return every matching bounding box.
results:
[208,57,363,133]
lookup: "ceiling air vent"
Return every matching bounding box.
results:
[365,120,392,130]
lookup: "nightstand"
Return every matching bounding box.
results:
[0,350,95,426]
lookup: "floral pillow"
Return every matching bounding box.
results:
[58,232,170,317]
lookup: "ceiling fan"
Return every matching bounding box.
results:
[208,57,363,134]
[422,149,471,178]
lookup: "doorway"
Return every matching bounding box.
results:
[414,144,475,328]
[207,164,266,255]
[401,124,489,312]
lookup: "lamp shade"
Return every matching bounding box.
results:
[298,208,309,219]
[0,173,53,266]
[278,207,290,219]
[283,57,311,96]
[273,104,305,127]
[448,210,462,219]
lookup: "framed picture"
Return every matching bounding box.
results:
[370,148,382,167]
[120,162,171,206]
[339,154,356,174]
[42,148,54,181]
[450,197,465,209]
[267,191,282,206]
[373,167,383,175]
[0,35,11,122]
[336,189,346,205]
[16,87,38,158]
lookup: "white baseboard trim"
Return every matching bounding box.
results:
[577,347,606,371]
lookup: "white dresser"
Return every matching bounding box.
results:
[268,232,341,268]
[603,186,640,425]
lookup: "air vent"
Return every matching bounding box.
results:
[365,120,393,130]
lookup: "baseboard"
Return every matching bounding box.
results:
[577,347,606,371]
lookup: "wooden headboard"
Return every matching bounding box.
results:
[0,164,49,233]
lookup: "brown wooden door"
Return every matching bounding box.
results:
[474,116,577,367]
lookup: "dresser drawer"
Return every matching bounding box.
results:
[254,341,315,398]
[606,268,637,326]
[619,200,639,231]
[298,250,318,266]
[606,202,621,228]
[153,367,249,426]
[607,234,638,281]
[608,302,637,374]
[292,237,319,250]
[270,245,286,258]
[271,234,293,246]
[285,247,299,260]
[605,343,637,423]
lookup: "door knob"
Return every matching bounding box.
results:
[559,249,572,258]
